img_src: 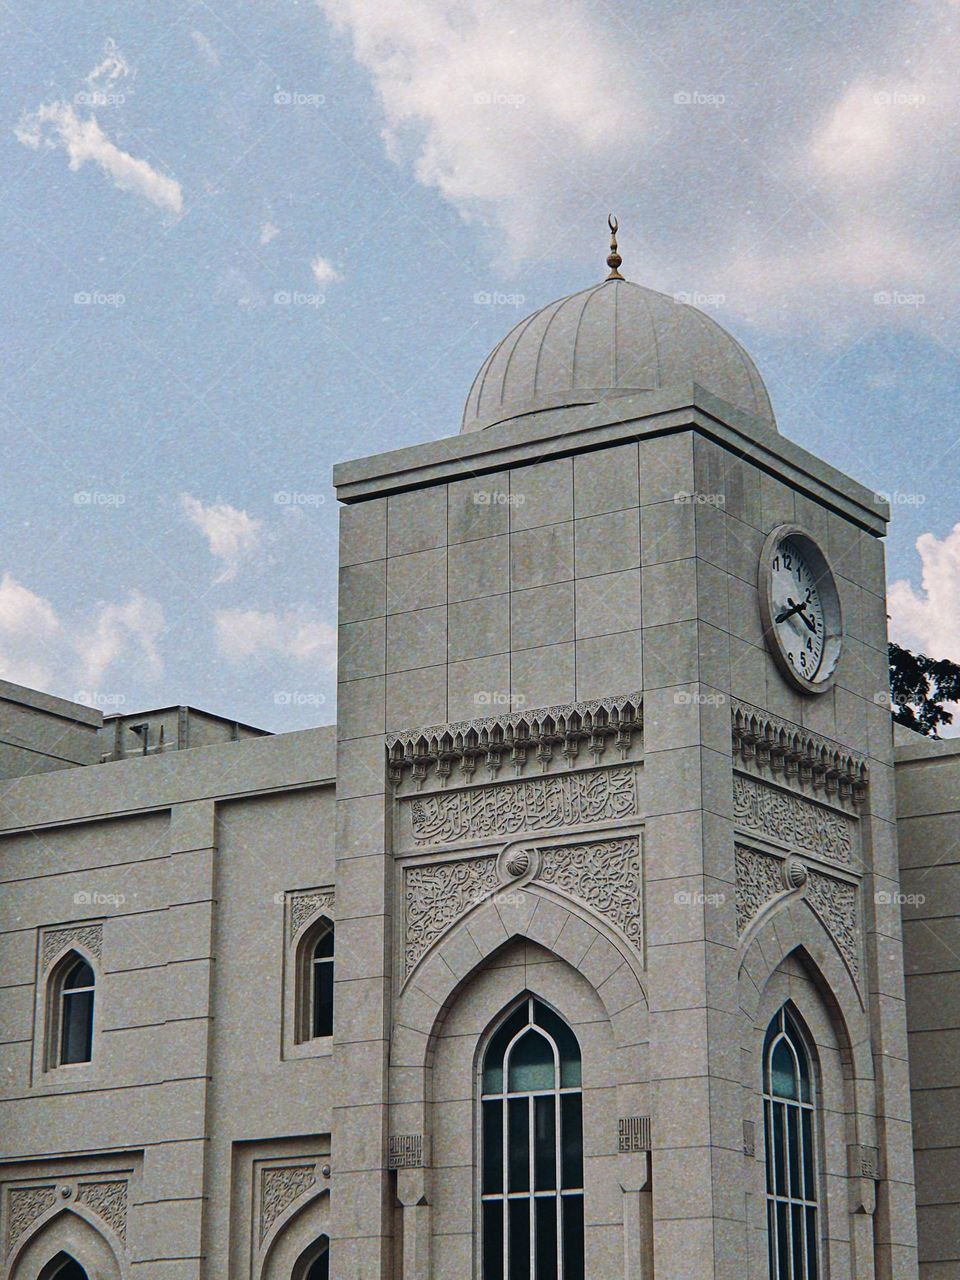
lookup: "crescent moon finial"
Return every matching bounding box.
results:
[606,213,623,279]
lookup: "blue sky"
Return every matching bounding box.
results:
[2,0,959,730]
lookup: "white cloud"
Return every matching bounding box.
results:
[181,494,263,583]
[311,255,341,285]
[86,37,132,89]
[214,607,337,666]
[191,30,221,68]
[315,0,641,260]
[0,574,164,694]
[260,221,280,245]
[889,523,960,663]
[16,102,183,215]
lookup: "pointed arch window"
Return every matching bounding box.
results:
[48,951,95,1067]
[292,1236,329,1280]
[39,1253,89,1280]
[763,1007,820,1280]
[295,919,334,1043]
[480,996,584,1280]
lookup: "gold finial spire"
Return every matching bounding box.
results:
[605,213,623,279]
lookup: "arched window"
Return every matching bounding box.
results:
[48,951,95,1067]
[292,1236,329,1280]
[296,920,334,1043]
[480,996,584,1280]
[39,1253,89,1280]
[763,1007,819,1280]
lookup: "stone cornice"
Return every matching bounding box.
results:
[387,693,642,789]
[731,699,868,807]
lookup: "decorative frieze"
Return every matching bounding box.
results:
[288,888,334,941]
[618,1116,651,1152]
[388,693,641,789]
[538,837,642,949]
[403,855,502,976]
[735,845,786,935]
[733,774,854,866]
[259,1164,317,1242]
[731,699,868,808]
[409,766,638,847]
[388,1134,424,1169]
[6,1185,57,1250]
[77,1179,127,1240]
[41,922,102,969]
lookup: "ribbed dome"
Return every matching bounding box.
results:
[461,278,775,433]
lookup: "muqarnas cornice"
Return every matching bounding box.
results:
[731,699,868,810]
[387,693,642,791]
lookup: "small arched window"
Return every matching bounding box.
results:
[480,996,584,1280]
[763,1007,819,1280]
[48,951,95,1067]
[296,920,334,1043]
[39,1253,89,1280]
[292,1236,329,1280]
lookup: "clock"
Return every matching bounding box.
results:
[758,525,843,694]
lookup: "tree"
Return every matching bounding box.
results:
[888,642,960,737]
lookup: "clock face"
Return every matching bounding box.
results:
[759,526,843,694]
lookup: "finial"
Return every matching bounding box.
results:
[605,213,623,279]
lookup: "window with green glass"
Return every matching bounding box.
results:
[481,996,584,1280]
[763,1007,819,1280]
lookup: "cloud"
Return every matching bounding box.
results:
[16,102,183,214]
[191,30,221,68]
[181,494,263,583]
[85,37,132,89]
[889,523,960,663]
[311,255,341,285]
[214,607,337,666]
[0,574,164,694]
[260,221,280,245]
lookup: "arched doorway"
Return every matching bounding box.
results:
[38,1254,88,1280]
[292,1237,329,1280]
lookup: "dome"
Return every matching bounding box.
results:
[461,277,775,433]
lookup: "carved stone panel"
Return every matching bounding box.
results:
[259,1164,317,1242]
[407,766,638,848]
[388,1134,424,1169]
[733,775,854,866]
[6,1185,57,1250]
[618,1116,651,1152]
[41,923,103,969]
[806,868,860,981]
[77,1179,127,1239]
[735,845,786,935]
[538,837,642,949]
[288,889,334,941]
[403,855,501,977]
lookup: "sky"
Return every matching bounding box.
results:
[2,0,960,732]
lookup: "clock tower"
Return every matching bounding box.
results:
[329,230,918,1279]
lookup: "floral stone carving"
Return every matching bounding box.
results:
[733,775,854,865]
[289,889,334,940]
[403,855,501,976]
[259,1164,317,1242]
[806,868,860,981]
[41,923,103,969]
[77,1180,127,1240]
[735,846,786,935]
[6,1185,57,1250]
[538,837,642,948]
[409,766,637,847]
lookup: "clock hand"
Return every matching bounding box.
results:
[796,606,817,633]
[775,598,805,624]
